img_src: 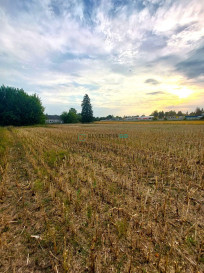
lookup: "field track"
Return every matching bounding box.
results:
[0,123,204,272]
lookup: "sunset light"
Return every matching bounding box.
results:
[0,0,203,115]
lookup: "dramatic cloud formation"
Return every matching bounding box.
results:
[0,0,204,115]
[176,45,204,79]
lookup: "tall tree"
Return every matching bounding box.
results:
[81,94,93,123]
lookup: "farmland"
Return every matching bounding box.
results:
[0,122,204,273]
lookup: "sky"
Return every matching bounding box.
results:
[0,0,204,116]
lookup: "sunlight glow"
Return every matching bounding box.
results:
[168,86,194,99]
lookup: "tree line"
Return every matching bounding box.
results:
[151,107,204,119]
[0,86,94,126]
[97,108,204,121]
[0,85,45,126]
[60,94,93,123]
[1,85,203,126]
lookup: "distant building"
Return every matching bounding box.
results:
[167,116,185,120]
[185,116,203,120]
[45,115,63,124]
[124,116,135,121]
[124,116,154,121]
[138,116,154,120]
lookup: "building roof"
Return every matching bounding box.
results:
[45,115,62,120]
[186,116,201,118]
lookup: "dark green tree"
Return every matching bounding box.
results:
[81,94,93,123]
[0,85,45,126]
[60,108,79,123]
[69,108,77,115]
[158,111,164,119]
[168,110,177,116]
[60,111,69,123]
[77,113,82,122]
[177,111,183,116]
[67,109,78,123]
[106,115,114,120]
[151,110,159,119]
[195,107,202,116]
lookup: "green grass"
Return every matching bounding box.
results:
[185,235,196,247]
[0,128,11,174]
[115,219,128,238]
[0,128,7,158]
[33,179,44,192]
[44,150,68,167]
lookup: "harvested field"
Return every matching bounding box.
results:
[0,122,204,272]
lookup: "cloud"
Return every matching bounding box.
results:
[140,31,168,52]
[146,91,165,95]
[145,78,160,85]
[176,44,204,79]
[174,22,197,34]
[0,0,204,116]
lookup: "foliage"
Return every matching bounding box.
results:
[106,114,114,120]
[60,108,80,123]
[151,110,159,118]
[81,94,93,123]
[77,113,82,122]
[0,85,45,126]
[194,107,203,116]
[151,107,204,119]
[93,115,123,121]
[0,128,9,174]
